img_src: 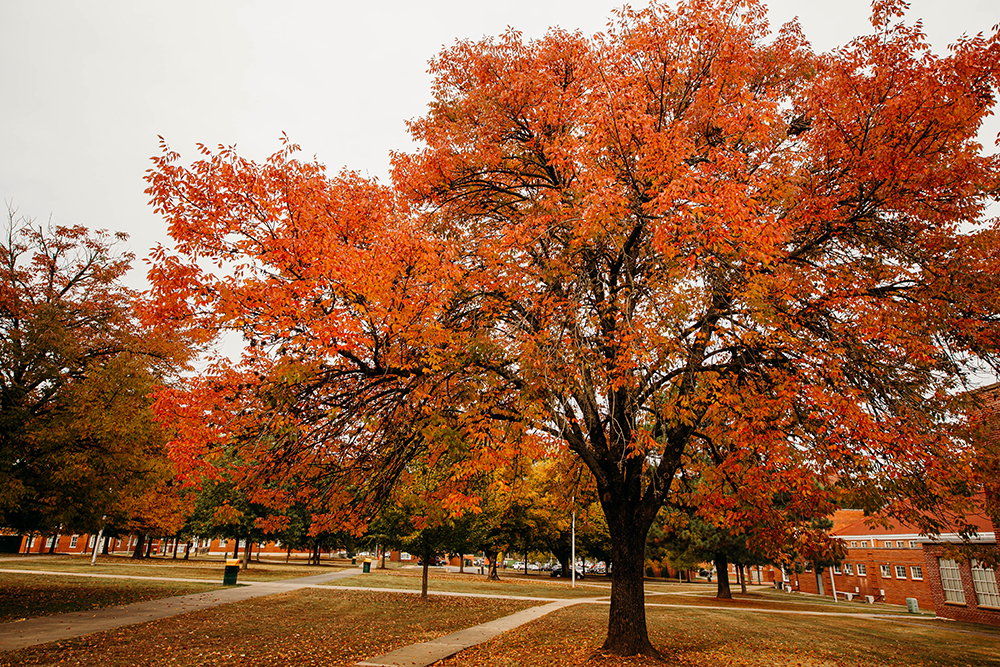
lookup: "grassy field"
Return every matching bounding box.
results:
[435,602,1000,667]
[0,555,346,581]
[0,572,222,623]
[327,567,605,599]
[0,588,539,667]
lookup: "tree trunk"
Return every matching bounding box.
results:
[458,553,464,574]
[101,535,110,555]
[233,539,240,559]
[184,541,191,559]
[286,545,291,563]
[600,505,658,658]
[484,548,501,580]
[242,534,251,569]
[132,534,146,559]
[715,552,732,599]
[173,534,180,559]
[144,538,153,558]
[524,548,529,576]
[421,547,431,599]
[48,533,58,554]
[739,563,747,594]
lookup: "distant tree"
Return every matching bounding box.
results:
[1,207,188,537]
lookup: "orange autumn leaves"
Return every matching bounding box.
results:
[144,0,999,586]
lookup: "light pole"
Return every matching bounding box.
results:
[571,495,576,588]
[90,516,106,566]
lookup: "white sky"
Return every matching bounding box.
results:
[1,0,997,291]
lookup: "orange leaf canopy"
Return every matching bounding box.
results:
[146,0,999,655]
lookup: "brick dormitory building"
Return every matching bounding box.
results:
[789,382,1000,626]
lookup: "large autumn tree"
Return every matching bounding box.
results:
[1,206,188,537]
[146,0,1000,656]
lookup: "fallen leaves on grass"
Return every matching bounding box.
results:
[0,573,219,622]
[0,588,537,667]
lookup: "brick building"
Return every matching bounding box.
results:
[788,508,991,609]
[792,383,1000,625]
[922,382,1000,626]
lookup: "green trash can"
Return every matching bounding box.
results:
[223,558,241,585]
[351,557,356,565]
[363,558,371,573]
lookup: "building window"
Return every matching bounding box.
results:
[910,566,923,580]
[219,538,227,547]
[844,563,854,575]
[939,558,966,604]
[860,541,869,548]
[70,535,78,548]
[971,561,1000,608]
[909,541,918,549]
[884,541,893,548]
[881,564,891,578]
[896,541,905,548]
[88,535,96,549]
[45,536,55,548]
[850,541,857,548]
[834,564,842,575]
[895,565,907,579]
[804,562,813,573]
[857,564,867,576]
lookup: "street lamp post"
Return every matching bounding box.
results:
[571,495,576,589]
[90,516,106,566]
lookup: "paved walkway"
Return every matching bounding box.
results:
[355,598,588,667]
[0,568,359,652]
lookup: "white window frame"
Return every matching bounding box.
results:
[909,541,918,549]
[857,564,867,576]
[895,565,907,579]
[850,541,857,548]
[881,564,891,578]
[971,560,1000,608]
[859,541,869,548]
[844,563,854,575]
[896,541,905,548]
[834,564,842,575]
[70,535,78,548]
[939,558,966,604]
[910,566,923,580]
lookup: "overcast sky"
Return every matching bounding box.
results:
[2,0,997,290]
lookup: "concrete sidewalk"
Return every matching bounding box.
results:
[0,568,359,652]
[355,598,588,667]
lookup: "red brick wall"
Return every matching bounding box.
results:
[792,545,935,608]
[924,543,1000,627]
[974,384,1000,534]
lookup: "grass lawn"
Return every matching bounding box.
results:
[0,572,222,623]
[0,555,346,582]
[435,602,1000,667]
[0,588,538,667]
[327,567,604,599]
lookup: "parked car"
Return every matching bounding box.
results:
[550,564,586,578]
[416,556,444,566]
